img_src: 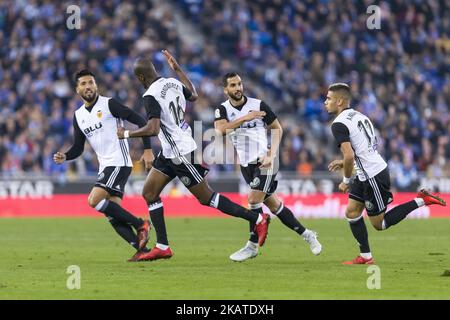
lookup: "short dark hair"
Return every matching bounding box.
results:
[74,69,96,85]
[328,83,351,98]
[222,72,240,87]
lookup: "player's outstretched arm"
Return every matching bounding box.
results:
[162,49,198,101]
[108,98,152,150]
[117,118,161,139]
[117,95,162,139]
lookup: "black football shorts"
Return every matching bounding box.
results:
[349,167,393,216]
[152,151,209,188]
[95,166,132,198]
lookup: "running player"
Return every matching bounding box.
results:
[53,69,152,261]
[116,50,270,261]
[214,72,322,262]
[325,83,447,264]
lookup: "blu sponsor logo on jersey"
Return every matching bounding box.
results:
[83,122,103,136]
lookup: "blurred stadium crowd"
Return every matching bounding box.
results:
[0,0,449,190]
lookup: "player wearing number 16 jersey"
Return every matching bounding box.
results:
[117,50,270,262]
[325,83,446,265]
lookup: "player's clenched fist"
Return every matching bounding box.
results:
[117,126,125,139]
[140,149,154,171]
[53,151,66,164]
[328,159,344,172]
[338,182,349,193]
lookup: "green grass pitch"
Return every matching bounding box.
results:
[0,217,449,299]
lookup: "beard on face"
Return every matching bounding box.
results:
[229,91,243,101]
[81,90,97,102]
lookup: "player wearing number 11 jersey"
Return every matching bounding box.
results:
[325,83,446,265]
[117,50,270,261]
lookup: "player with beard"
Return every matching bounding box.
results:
[214,72,322,261]
[54,69,153,261]
[116,51,270,261]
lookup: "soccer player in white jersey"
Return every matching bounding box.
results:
[214,73,322,262]
[116,50,270,261]
[325,83,446,264]
[53,69,153,262]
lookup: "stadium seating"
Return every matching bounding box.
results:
[0,0,449,191]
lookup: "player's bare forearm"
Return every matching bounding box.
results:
[214,117,247,135]
[130,124,159,137]
[214,111,266,135]
[342,157,354,178]
[267,120,282,159]
[340,142,354,178]
[175,68,198,101]
[162,49,198,101]
[118,119,160,139]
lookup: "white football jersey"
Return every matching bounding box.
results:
[332,108,387,181]
[217,97,271,166]
[74,95,132,172]
[142,77,197,158]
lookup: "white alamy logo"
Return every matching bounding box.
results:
[366,5,381,30]
[66,5,81,30]
[366,265,381,289]
[66,265,81,290]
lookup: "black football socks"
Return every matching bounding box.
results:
[273,203,306,235]
[148,198,169,246]
[108,217,140,250]
[382,200,419,229]
[96,199,143,230]
[248,203,263,243]
[347,215,371,254]
[209,193,259,224]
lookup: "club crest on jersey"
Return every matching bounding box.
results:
[250,177,260,188]
[365,201,374,211]
[97,110,103,118]
[180,176,191,187]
